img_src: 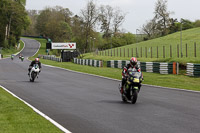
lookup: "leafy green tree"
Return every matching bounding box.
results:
[0,0,29,48]
[194,20,200,27]
[181,19,194,30]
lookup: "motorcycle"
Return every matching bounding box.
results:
[29,64,40,82]
[20,56,24,62]
[119,68,142,104]
[11,55,14,60]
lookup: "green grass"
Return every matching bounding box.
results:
[0,87,62,133]
[2,41,24,58]
[29,37,200,91]
[92,27,200,64]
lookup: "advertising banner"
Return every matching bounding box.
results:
[52,43,76,49]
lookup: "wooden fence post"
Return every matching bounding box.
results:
[163,46,165,58]
[136,47,138,58]
[170,45,172,58]
[145,47,147,58]
[186,43,187,57]
[177,44,179,58]
[128,48,129,57]
[117,48,118,57]
[132,48,133,57]
[157,46,159,58]
[124,48,125,57]
[120,48,121,57]
[194,42,196,57]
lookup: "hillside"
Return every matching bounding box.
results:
[83,27,200,64]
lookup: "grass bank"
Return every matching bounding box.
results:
[89,27,200,64]
[29,38,200,91]
[0,87,62,133]
[2,40,24,58]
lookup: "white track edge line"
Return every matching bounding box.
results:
[7,38,72,133]
[14,40,26,56]
[0,85,71,133]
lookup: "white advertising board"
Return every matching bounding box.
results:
[52,43,76,49]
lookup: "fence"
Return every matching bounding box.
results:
[98,43,199,58]
[74,58,103,67]
[186,63,200,76]
[38,55,61,62]
[107,60,178,75]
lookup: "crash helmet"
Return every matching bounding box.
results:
[35,58,39,63]
[130,57,137,67]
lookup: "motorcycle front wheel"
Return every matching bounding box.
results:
[131,89,138,104]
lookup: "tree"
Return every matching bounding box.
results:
[35,8,52,36]
[80,0,99,52]
[181,18,194,30]
[112,8,126,34]
[35,6,72,41]
[141,18,159,39]
[99,5,113,38]
[154,0,171,36]
[23,10,39,36]
[0,0,29,48]
[194,20,200,27]
[168,18,180,34]
[71,15,86,52]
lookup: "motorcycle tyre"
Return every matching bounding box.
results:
[131,89,138,104]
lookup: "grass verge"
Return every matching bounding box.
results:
[29,37,200,91]
[2,41,24,58]
[0,87,62,133]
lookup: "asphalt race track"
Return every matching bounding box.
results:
[0,38,200,133]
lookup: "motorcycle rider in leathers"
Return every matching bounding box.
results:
[28,58,41,75]
[120,57,143,94]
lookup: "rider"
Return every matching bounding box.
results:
[28,58,41,75]
[120,57,142,94]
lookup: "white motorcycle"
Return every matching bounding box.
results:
[29,64,40,82]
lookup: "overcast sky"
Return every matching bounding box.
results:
[26,0,200,33]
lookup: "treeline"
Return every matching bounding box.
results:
[0,0,29,48]
[24,0,137,53]
[141,0,200,40]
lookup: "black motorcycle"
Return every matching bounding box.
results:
[119,68,142,104]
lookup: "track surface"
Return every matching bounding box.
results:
[0,38,200,133]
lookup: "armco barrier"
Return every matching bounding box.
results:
[107,60,179,75]
[187,63,200,76]
[74,58,103,67]
[38,55,61,62]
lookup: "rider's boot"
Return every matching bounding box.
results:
[120,86,124,94]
